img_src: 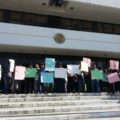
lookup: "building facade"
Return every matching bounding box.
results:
[0,0,120,66]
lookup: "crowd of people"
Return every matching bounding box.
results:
[0,59,120,95]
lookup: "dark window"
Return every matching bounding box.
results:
[3,10,10,22]
[61,18,71,29]
[1,9,120,35]
[22,13,35,25]
[9,11,22,24]
[36,15,47,26]
[103,24,113,33]
[96,23,104,33]
[48,16,61,27]
[113,25,120,34]
[0,10,3,21]
[71,20,82,30]
[82,21,92,32]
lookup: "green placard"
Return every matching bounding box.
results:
[91,69,104,80]
[25,68,37,78]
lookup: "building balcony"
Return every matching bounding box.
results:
[0,0,120,24]
[0,23,120,58]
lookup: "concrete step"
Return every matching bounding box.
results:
[0,95,120,103]
[0,93,120,98]
[78,117,120,120]
[0,93,108,98]
[0,93,120,119]
[0,104,120,116]
[0,110,120,120]
[0,99,119,108]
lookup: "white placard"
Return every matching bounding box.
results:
[55,68,67,79]
[14,66,26,80]
[81,61,89,72]
[83,57,91,67]
[9,59,15,72]
[110,60,119,70]
[67,65,80,75]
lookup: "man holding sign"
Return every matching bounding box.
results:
[25,64,37,93]
[91,65,102,93]
[67,64,80,92]
[55,63,67,93]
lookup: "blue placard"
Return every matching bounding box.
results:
[45,58,55,71]
[41,72,54,83]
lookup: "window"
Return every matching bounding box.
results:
[103,24,113,33]
[82,21,92,32]
[10,11,22,20]
[61,19,71,29]
[23,13,35,25]
[9,11,22,24]
[36,15,47,25]
[0,10,3,21]
[48,16,61,27]
[96,23,104,33]
[2,10,10,22]
[1,9,120,35]
[71,20,82,30]
[113,25,120,34]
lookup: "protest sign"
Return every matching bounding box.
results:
[15,66,26,80]
[81,61,89,72]
[41,72,54,83]
[45,58,55,71]
[9,59,15,72]
[91,69,104,80]
[25,68,37,78]
[67,65,80,75]
[110,60,119,70]
[107,72,120,83]
[55,68,67,79]
[83,57,91,67]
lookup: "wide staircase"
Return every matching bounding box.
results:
[0,93,120,120]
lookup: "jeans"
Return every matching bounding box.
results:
[79,78,85,92]
[92,80,100,92]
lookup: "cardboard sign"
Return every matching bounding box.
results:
[55,68,67,79]
[81,61,89,72]
[15,66,26,80]
[107,72,120,83]
[83,57,91,67]
[91,69,104,80]
[110,60,119,70]
[67,65,80,75]
[25,68,37,78]
[41,72,54,83]
[9,59,15,72]
[45,58,55,71]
